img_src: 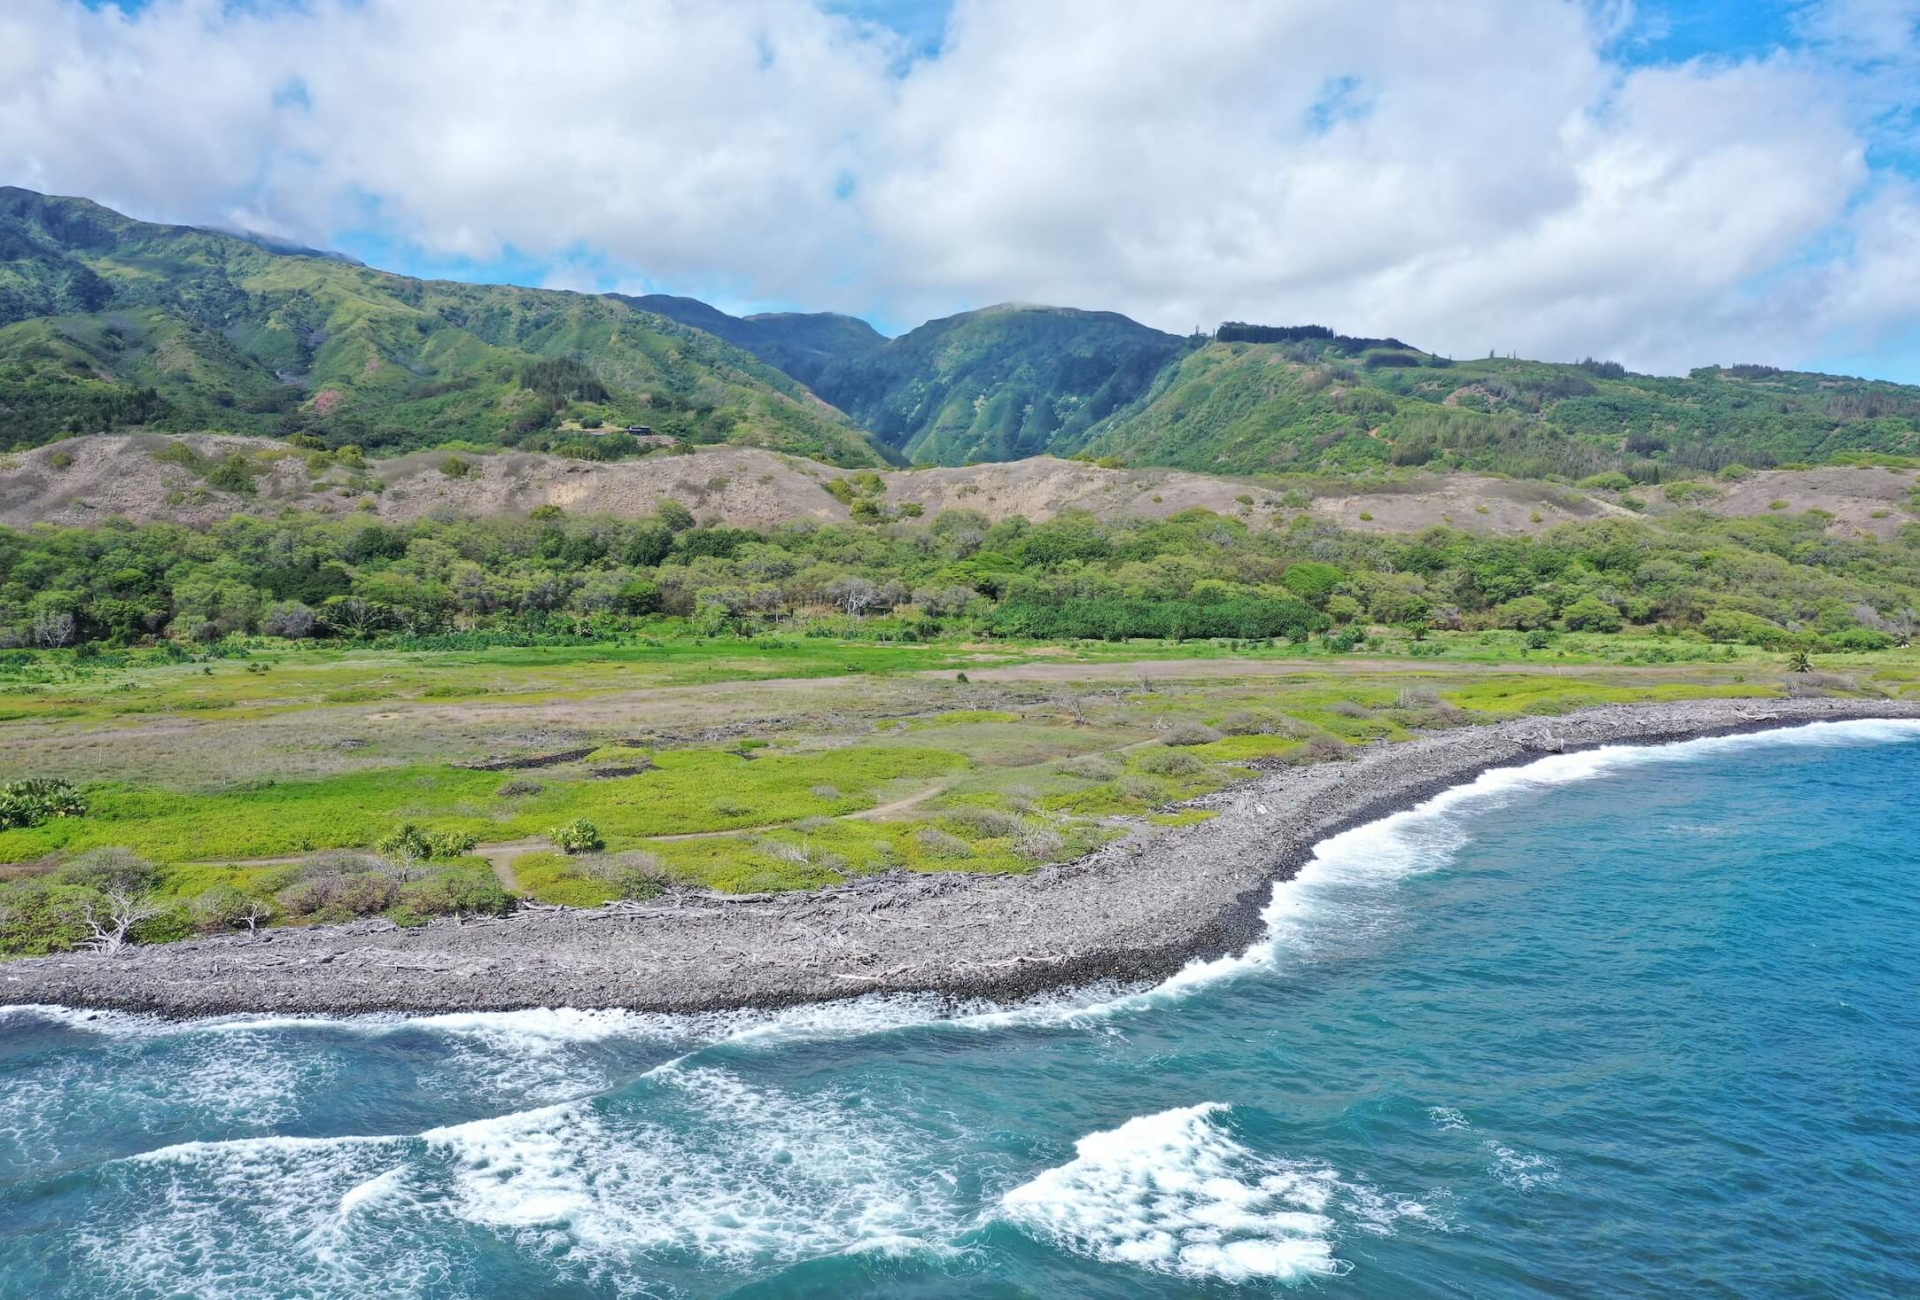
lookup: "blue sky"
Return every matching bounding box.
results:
[18,1,1920,379]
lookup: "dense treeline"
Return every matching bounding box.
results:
[1,496,1916,652]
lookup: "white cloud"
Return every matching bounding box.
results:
[0,0,1917,376]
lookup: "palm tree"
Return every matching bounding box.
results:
[1787,651,1812,674]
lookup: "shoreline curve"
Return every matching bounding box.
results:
[5,696,1918,1018]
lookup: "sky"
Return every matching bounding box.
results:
[7,1,1920,381]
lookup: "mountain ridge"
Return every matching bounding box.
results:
[3,187,1920,479]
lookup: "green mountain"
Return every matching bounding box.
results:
[7,186,1919,481]
[808,304,1189,465]
[0,188,886,465]
[615,293,885,389]
[1081,332,1920,479]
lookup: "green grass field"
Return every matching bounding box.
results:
[0,630,1910,930]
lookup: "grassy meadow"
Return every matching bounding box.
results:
[1,627,1913,950]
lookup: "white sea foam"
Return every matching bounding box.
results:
[82,1132,440,1300]
[1428,1106,1471,1132]
[12,718,1914,1062]
[1056,716,1920,1011]
[423,1065,962,1269]
[1485,1141,1560,1192]
[1001,1103,1434,1283]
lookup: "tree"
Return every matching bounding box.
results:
[1561,594,1623,633]
[238,899,274,938]
[1496,595,1554,631]
[1787,651,1813,673]
[80,888,161,954]
[827,575,880,616]
[31,609,75,648]
[323,595,386,638]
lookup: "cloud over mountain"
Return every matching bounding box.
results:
[3,0,1917,376]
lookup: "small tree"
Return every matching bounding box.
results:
[237,899,274,938]
[1787,651,1813,673]
[80,888,161,955]
[827,575,880,617]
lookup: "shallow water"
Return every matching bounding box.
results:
[5,719,1920,1298]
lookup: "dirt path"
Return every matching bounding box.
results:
[474,838,546,892]
[932,656,1657,684]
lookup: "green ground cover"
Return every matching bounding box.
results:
[0,629,1910,956]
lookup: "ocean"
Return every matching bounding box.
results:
[4,718,1918,1297]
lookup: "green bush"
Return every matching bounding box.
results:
[550,818,604,854]
[1561,595,1623,633]
[400,870,512,916]
[1826,627,1895,651]
[1136,749,1205,776]
[1702,608,1796,648]
[375,823,478,861]
[1497,595,1554,630]
[0,879,96,955]
[987,593,1325,642]
[0,778,87,830]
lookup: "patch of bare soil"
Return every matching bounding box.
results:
[1309,474,1628,535]
[6,436,1913,541]
[1681,466,1919,539]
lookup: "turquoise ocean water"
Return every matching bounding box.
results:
[3,719,1918,1297]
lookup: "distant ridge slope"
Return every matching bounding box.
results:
[615,293,885,389]
[0,188,886,466]
[810,304,1189,466]
[1083,335,1920,477]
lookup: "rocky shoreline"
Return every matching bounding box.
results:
[5,695,1917,1017]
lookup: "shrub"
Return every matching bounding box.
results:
[1012,823,1067,862]
[1561,595,1623,633]
[1059,754,1122,781]
[1496,595,1554,630]
[1297,734,1349,763]
[376,823,478,861]
[439,456,472,479]
[945,806,1024,839]
[915,828,973,860]
[1828,627,1896,651]
[1702,609,1795,648]
[57,848,160,895]
[386,906,430,929]
[1113,775,1166,804]
[375,823,434,861]
[187,885,252,932]
[131,905,195,946]
[1325,700,1369,718]
[1525,629,1552,650]
[1161,720,1223,746]
[574,850,669,900]
[400,871,512,916]
[496,778,544,797]
[0,880,96,955]
[1135,749,1205,776]
[550,818,604,854]
[1218,709,1288,736]
[277,872,398,919]
[0,778,87,830]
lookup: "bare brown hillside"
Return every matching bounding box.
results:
[0,435,1913,539]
